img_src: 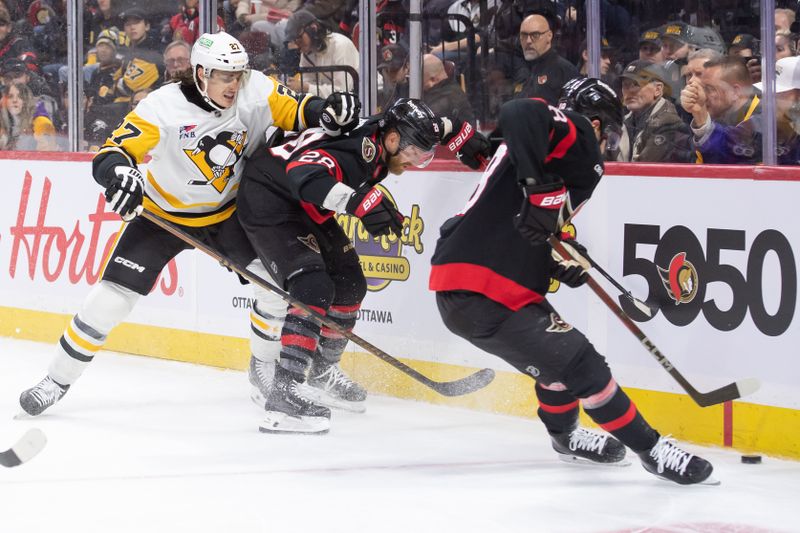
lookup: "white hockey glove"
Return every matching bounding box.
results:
[105,165,144,221]
[320,92,361,136]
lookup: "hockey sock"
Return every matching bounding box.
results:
[48,281,138,385]
[317,303,359,365]
[278,306,325,379]
[535,382,580,435]
[248,259,285,364]
[581,379,659,453]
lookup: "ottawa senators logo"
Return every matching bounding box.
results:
[545,312,572,333]
[657,252,699,305]
[362,137,376,162]
[183,130,247,193]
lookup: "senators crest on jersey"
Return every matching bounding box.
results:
[183,130,248,193]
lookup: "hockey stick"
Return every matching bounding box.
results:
[548,236,760,407]
[582,252,658,318]
[0,428,47,467]
[141,211,495,397]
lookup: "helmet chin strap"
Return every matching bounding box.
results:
[193,66,227,111]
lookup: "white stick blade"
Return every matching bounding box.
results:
[12,428,47,464]
[735,378,761,398]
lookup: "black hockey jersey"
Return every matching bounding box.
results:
[243,121,389,223]
[429,98,604,310]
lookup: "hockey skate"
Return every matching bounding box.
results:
[639,435,718,485]
[302,358,367,413]
[551,427,629,466]
[260,365,331,435]
[18,376,69,417]
[248,355,275,408]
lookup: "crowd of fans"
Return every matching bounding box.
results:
[0,0,799,165]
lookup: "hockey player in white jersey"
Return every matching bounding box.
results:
[18,31,361,423]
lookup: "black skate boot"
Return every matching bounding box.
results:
[19,376,69,416]
[303,358,367,413]
[551,427,629,466]
[260,365,331,435]
[638,435,718,485]
[247,355,275,408]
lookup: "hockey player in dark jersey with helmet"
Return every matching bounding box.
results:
[429,78,717,485]
[238,98,490,434]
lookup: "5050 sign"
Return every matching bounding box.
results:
[622,224,796,336]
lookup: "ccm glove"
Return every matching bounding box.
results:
[346,186,404,237]
[551,239,591,288]
[438,117,491,170]
[514,180,568,245]
[105,165,144,221]
[320,92,361,136]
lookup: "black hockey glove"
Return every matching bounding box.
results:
[104,165,144,221]
[438,117,491,170]
[550,239,591,288]
[346,185,404,237]
[514,180,568,245]
[320,92,361,136]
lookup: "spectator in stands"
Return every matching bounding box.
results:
[688,56,760,128]
[114,8,165,105]
[165,0,226,45]
[162,40,191,84]
[0,81,56,151]
[660,22,694,63]
[85,28,126,142]
[577,37,613,82]
[1,57,59,126]
[236,0,299,48]
[513,12,578,104]
[84,0,125,47]
[775,8,795,33]
[776,30,796,60]
[682,48,723,87]
[659,22,726,105]
[284,9,358,97]
[377,43,409,111]
[421,53,476,125]
[614,60,693,163]
[687,55,800,165]
[638,27,663,64]
[729,34,759,60]
[435,0,498,54]
[0,6,37,70]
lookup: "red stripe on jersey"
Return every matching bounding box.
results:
[599,403,637,432]
[545,117,577,163]
[300,201,335,223]
[281,334,318,351]
[538,400,579,414]
[429,263,545,311]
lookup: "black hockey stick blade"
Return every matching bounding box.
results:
[141,211,495,397]
[689,378,761,408]
[0,428,47,467]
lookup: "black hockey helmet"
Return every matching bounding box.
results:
[558,77,623,148]
[380,98,441,152]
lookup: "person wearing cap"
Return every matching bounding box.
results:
[85,0,125,47]
[514,12,579,104]
[729,34,759,60]
[113,8,165,105]
[577,37,614,79]
[638,27,663,64]
[377,43,410,111]
[689,55,800,165]
[616,60,693,163]
[421,53,476,125]
[284,9,358,98]
[85,28,126,145]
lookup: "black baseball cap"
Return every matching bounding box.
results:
[639,28,662,47]
[620,60,668,85]
[2,58,28,77]
[121,8,147,22]
[285,10,318,42]
[729,34,759,55]
[579,37,614,53]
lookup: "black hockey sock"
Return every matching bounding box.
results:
[535,382,580,435]
[278,306,324,380]
[581,379,659,453]
[317,303,359,364]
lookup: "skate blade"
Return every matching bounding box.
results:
[651,472,721,486]
[13,410,34,420]
[259,411,330,435]
[250,387,267,410]
[557,453,632,467]
[298,385,367,414]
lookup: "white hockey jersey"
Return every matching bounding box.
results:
[97,71,313,227]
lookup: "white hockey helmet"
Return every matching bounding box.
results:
[191,31,250,110]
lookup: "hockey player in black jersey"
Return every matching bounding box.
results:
[429,78,717,485]
[238,98,490,434]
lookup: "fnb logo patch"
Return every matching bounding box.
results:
[179,125,197,140]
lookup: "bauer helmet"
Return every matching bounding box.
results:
[379,98,440,168]
[191,31,250,110]
[559,77,623,149]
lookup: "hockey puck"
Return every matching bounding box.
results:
[741,454,762,464]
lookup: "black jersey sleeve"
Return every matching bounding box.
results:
[499,99,557,186]
[285,148,346,206]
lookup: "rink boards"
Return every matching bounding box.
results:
[0,152,798,459]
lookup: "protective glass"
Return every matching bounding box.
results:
[398,144,436,168]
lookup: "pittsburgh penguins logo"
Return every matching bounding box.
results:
[184,130,248,193]
[657,252,699,305]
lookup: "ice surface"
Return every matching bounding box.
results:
[1,337,796,533]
